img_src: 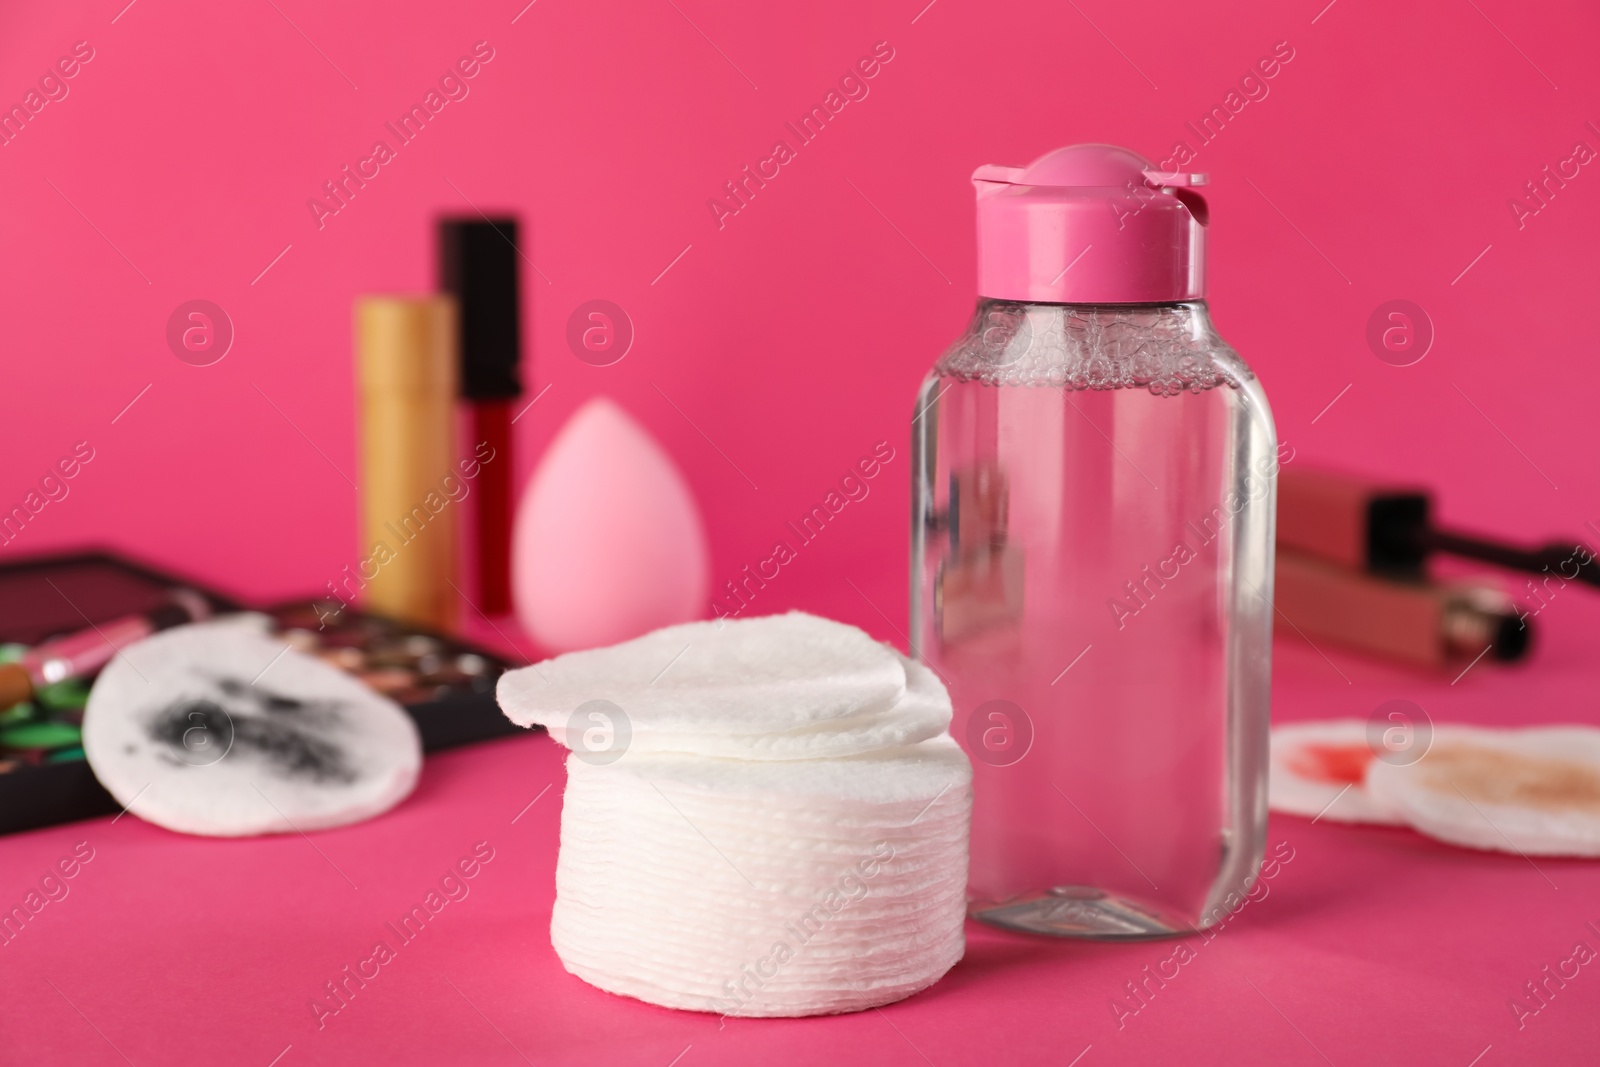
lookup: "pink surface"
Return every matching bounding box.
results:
[3,0,1600,1061]
[6,604,1600,1065]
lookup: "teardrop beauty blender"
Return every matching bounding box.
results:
[83,621,422,837]
[1366,725,1600,856]
[1268,720,1404,825]
[513,397,710,653]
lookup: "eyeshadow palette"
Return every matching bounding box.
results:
[0,551,525,837]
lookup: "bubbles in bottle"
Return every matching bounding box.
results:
[936,302,1249,395]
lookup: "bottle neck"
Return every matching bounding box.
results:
[937,300,1235,392]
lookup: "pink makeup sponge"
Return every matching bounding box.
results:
[513,397,710,653]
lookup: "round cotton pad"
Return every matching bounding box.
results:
[497,611,907,742]
[1269,719,1404,825]
[612,654,950,760]
[1367,725,1600,856]
[83,620,422,837]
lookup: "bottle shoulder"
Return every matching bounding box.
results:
[932,300,1254,394]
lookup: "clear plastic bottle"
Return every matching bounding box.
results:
[911,146,1277,938]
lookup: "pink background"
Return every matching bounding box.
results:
[4,0,1600,1063]
[1,0,1596,619]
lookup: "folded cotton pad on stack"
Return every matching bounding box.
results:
[497,611,972,1017]
[1270,719,1600,856]
[83,620,422,836]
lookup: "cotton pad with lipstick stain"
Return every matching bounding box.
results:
[83,621,422,837]
[1269,720,1404,825]
[1367,726,1600,856]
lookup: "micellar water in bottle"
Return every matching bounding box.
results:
[911,144,1279,938]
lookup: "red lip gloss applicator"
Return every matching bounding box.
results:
[439,217,525,617]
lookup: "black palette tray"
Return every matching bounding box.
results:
[0,550,525,837]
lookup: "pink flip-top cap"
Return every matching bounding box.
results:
[973,144,1208,304]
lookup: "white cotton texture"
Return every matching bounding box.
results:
[1366,725,1600,856]
[497,611,972,1016]
[1268,719,1404,826]
[83,621,421,837]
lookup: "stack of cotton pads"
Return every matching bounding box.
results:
[497,612,972,1017]
[1270,719,1600,856]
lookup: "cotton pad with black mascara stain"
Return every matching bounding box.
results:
[83,620,422,837]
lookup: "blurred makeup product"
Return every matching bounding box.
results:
[513,397,709,653]
[355,295,460,630]
[439,217,524,616]
[937,462,1024,642]
[0,552,515,837]
[1279,466,1600,586]
[0,589,211,708]
[1274,550,1531,667]
[269,600,501,716]
[912,144,1276,939]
